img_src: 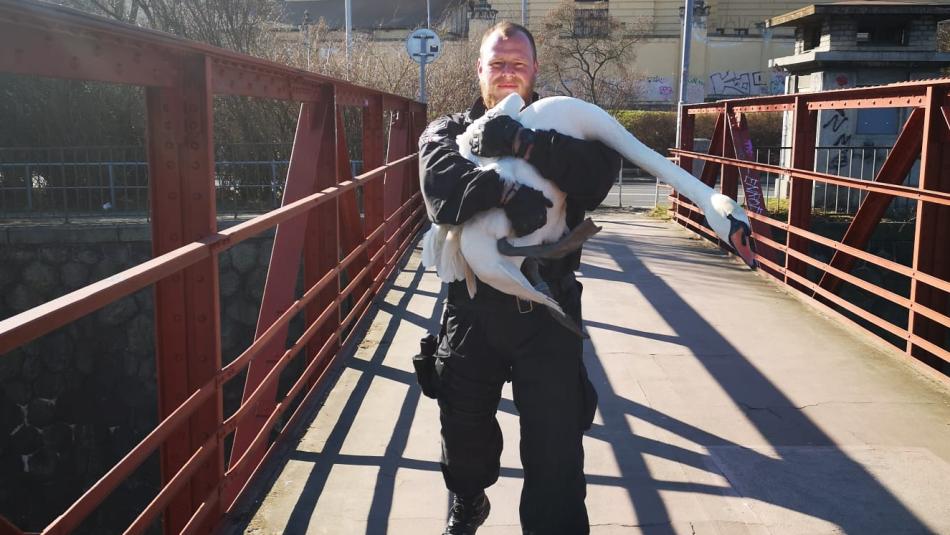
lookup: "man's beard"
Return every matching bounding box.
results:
[480,77,535,109]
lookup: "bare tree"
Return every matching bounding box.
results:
[536,1,647,108]
[279,18,480,121]
[64,0,281,54]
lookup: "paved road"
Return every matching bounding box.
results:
[601,181,672,209]
[227,213,950,535]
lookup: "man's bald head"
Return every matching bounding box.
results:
[477,22,539,108]
[479,21,537,62]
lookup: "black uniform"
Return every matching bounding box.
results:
[419,96,620,534]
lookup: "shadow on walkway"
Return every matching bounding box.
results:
[575,233,933,534]
[229,219,941,534]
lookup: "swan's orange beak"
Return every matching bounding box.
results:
[728,216,757,269]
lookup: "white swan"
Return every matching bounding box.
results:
[422,93,755,325]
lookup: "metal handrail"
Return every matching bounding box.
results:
[670,81,950,375]
[0,0,428,533]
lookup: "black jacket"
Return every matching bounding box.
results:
[418,95,621,279]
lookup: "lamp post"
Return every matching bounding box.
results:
[675,0,694,151]
[675,0,710,149]
[345,0,353,66]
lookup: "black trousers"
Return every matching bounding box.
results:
[435,277,598,535]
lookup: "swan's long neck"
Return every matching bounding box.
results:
[530,101,715,211]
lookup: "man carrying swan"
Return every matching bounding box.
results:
[418,21,620,535]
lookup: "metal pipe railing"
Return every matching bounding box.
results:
[0,0,428,533]
[669,81,950,375]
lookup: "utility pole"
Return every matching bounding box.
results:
[302,10,312,70]
[344,0,353,66]
[521,0,526,25]
[675,0,694,150]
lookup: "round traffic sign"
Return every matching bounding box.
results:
[406,28,442,65]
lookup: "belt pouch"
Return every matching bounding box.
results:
[412,333,440,399]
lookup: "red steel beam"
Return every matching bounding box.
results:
[725,109,766,214]
[145,71,192,535]
[0,155,418,356]
[178,58,224,535]
[721,107,740,200]
[674,197,950,338]
[669,149,950,207]
[384,110,411,262]
[210,60,321,101]
[146,55,223,535]
[700,112,725,188]
[404,111,425,210]
[226,93,334,509]
[363,96,386,281]
[908,87,950,363]
[684,78,950,115]
[218,196,425,524]
[336,109,371,306]
[0,10,179,87]
[725,107,777,268]
[302,91,341,391]
[676,110,721,228]
[786,95,818,286]
[817,108,925,295]
[676,106,696,180]
[0,0,418,108]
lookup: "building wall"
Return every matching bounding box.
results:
[620,30,793,106]
[484,0,803,106]
[489,0,812,36]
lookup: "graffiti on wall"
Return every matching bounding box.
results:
[637,71,785,102]
[819,74,855,170]
[638,76,705,102]
[708,70,786,97]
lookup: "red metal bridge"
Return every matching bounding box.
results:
[0,2,948,534]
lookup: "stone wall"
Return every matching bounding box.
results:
[0,220,276,533]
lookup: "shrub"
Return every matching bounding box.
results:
[611,109,785,156]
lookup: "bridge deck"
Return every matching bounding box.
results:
[228,212,950,535]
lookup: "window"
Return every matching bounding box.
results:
[574,7,609,37]
[856,22,908,46]
[802,24,821,51]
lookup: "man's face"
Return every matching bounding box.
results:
[477,30,538,109]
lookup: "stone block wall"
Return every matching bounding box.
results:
[907,17,937,51]
[0,221,276,533]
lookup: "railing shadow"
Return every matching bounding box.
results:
[228,224,935,534]
[575,229,933,534]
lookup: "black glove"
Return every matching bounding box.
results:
[502,184,553,237]
[470,115,524,158]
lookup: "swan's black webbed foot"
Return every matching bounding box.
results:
[522,257,589,339]
[497,218,602,259]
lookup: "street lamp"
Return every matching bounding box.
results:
[674,0,711,149]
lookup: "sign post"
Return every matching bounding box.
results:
[406,28,442,103]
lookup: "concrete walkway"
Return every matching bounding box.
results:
[230,212,950,535]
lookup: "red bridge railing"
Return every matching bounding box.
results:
[670,80,949,377]
[0,1,426,533]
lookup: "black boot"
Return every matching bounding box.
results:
[443,492,490,534]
